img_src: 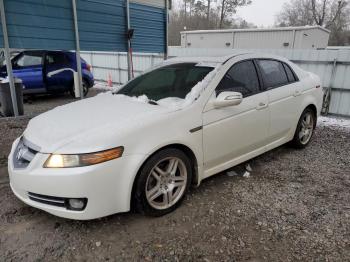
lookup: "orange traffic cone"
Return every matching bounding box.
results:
[107,73,113,87]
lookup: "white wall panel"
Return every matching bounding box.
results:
[234,31,293,49]
[181,27,330,50]
[81,51,164,85]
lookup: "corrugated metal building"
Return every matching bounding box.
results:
[181,26,330,50]
[0,0,167,53]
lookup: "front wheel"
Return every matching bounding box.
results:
[291,108,316,148]
[134,148,192,217]
[70,79,89,98]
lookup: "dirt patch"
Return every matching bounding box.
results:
[0,119,349,261]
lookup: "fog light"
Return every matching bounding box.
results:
[67,198,87,211]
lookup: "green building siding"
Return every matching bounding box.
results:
[0,0,165,53]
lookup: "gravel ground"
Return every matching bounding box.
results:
[0,94,349,261]
[8,88,102,117]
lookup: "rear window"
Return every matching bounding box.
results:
[257,60,289,89]
[46,53,70,65]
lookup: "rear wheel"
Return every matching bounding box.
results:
[70,79,89,98]
[134,148,192,217]
[291,108,316,148]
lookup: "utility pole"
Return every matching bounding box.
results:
[0,0,19,116]
[72,0,84,99]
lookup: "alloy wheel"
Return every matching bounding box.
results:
[299,112,314,145]
[145,157,187,210]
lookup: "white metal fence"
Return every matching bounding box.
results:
[81,48,350,117]
[80,51,164,85]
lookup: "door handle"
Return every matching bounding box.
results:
[256,102,268,110]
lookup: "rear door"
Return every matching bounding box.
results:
[44,52,73,92]
[256,59,302,146]
[12,51,45,92]
[202,60,269,175]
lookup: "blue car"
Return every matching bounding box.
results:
[0,50,94,97]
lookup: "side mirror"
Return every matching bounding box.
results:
[213,91,243,108]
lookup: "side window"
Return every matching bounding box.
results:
[216,60,260,97]
[46,53,69,65]
[257,60,289,89]
[15,53,42,68]
[283,63,297,83]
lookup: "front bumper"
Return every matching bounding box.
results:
[8,139,145,220]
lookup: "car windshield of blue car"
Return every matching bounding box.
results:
[116,63,214,101]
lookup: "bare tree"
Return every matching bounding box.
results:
[328,1,350,44]
[277,0,350,45]
[277,0,314,26]
[168,0,256,45]
[207,0,211,26]
[218,0,252,28]
[310,0,347,27]
[277,0,349,29]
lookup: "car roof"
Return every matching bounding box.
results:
[22,50,73,55]
[168,51,250,64]
[167,51,291,66]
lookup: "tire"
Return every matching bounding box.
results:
[69,79,89,98]
[134,148,192,217]
[291,108,316,149]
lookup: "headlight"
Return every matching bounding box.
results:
[44,147,124,168]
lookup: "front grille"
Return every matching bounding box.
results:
[28,192,66,208]
[13,137,40,169]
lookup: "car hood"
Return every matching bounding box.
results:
[24,93,172,153]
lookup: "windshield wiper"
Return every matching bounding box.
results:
[112,92,158,105]
[148,100,159,105]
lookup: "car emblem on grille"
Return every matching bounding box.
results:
[16,146,28,161]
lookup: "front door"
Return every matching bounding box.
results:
[12,51,44,92]
[203,60,269,177]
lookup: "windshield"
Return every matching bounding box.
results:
[117,63,214,101]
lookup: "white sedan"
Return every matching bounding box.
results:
[8,53,323,220]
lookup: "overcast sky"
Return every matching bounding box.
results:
[235,0,289,27]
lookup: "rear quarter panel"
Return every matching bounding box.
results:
[289,62,323,117]
[300,72,323,117]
